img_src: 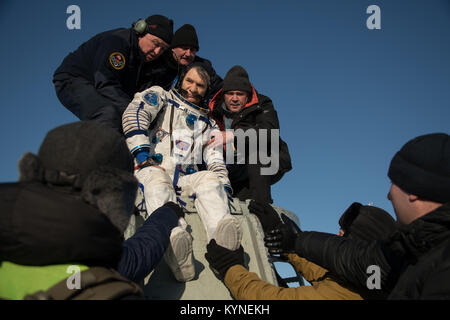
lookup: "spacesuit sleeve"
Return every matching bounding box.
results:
[203,125,231,189]
[122,86,169,157]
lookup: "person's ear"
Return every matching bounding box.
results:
[408,194,420,202]
[18,152,44,182]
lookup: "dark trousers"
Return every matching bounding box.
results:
[53,74,122,132]
[228,163,273,203]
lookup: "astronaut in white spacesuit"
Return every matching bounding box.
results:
[122,64,242,282]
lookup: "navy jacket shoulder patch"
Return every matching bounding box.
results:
[109,52,126,70]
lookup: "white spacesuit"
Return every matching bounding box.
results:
[122,83,242,282]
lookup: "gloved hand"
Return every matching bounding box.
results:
[264,214,302,255]
[248,200,282,233]
[162,201,185,220]
[205,239,245,279]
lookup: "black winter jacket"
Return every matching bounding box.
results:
[54,28,154,116]
[295,203,450,299]
[0,181,178,283]
[0,182,123,267]
[209,87,292,186]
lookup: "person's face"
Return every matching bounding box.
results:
[387,183,413,225]
[224,90,249,113]
[181,68,207,105]
[172,46,197,66]
[138,34,169,62]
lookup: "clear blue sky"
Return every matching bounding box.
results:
[1,0,449,284]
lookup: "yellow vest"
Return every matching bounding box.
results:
[0,261,88,300]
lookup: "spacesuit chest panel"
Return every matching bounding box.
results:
[148,91,210,176]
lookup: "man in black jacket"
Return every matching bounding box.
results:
[208,65,292,204]
[0,121,183,299]
[53,15,173,132]
[265,133,450,299]
[145,24,222,102]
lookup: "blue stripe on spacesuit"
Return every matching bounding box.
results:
[136,101,145,130]
[172,164,187,207]
[124,130,149,138]
[166,98,211,126]
[173,164,181,189]
[198,115,211,126]
[170,75,179,90]
[171,90,204,112]
[130,144,150,154]
[167,99,180,108]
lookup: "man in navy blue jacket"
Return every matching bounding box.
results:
[53,15,173,132]
[118,202,181,282]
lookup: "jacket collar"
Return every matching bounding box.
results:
[394,203,450,261]
[171,88,209,115]
[209,84,259,113]
[129,28,143,64]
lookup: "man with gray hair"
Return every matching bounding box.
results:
[122,63,242,283]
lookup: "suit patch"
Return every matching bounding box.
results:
[143,92,159,106]
[109,52,125,70]
[175,140,191,151]
[152,128,169,144]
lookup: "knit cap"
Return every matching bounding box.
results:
[171,24,199,50]
[144,14,174,44]
[339,202,397,241]
[388,133,450,203]
[222,65,252,94]
[38,121,133,182]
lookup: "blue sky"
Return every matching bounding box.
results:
[1,0,449,284]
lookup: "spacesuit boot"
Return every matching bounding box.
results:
[215,215,243,251]
[164,224,195,282]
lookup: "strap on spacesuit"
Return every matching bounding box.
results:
[172,164,186,207]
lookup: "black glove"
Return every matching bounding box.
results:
[205,239,245,279]
[249,200,282,233]
[162,201,185,220]
[264,213,302,255]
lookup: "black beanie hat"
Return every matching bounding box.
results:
[171,24,199,51]
[339,202,397,241]
[37,121,134,180]
[222,65,252,94]
[388,133,450,203]
[144,14,174,44]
